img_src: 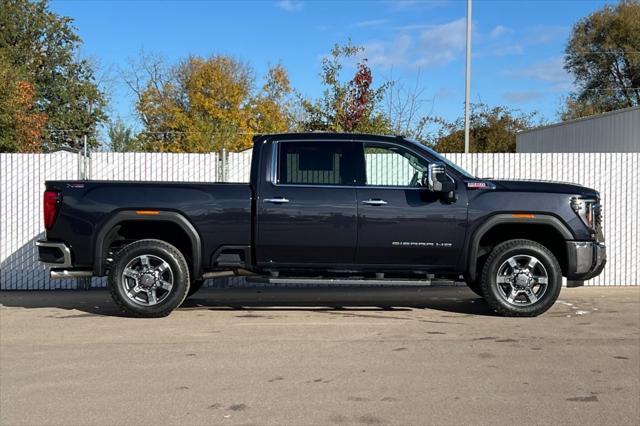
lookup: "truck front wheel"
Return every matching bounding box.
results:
[480,239,562,317]
[108,239,190,317]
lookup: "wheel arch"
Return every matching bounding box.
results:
[93,211,202,278]
[466,214,573,282]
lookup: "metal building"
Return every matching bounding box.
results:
[517,106,639,153]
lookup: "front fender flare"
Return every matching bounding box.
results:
[465,213,573,281]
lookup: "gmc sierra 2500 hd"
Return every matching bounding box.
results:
[37,133,606,317]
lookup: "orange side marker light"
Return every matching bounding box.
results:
[511,213,535,219]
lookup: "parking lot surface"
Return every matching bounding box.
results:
[1,286,639,425]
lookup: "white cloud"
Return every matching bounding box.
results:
[525,25,569,45]
[384,0,450,11]
[490,25,512,39]
[503,91,544,103]
[276,0,303,12]
[435,87,454,100]
[420,18,466,50]
[507,57,573,92]
[492,44,524,56]
[352,19,389,28]
[480,24,568,58]
[415,18,466,67]
[391,23,430,31]
[363,35,412,68]
[360,18,468,69]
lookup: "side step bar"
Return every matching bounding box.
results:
[246,277,458,286]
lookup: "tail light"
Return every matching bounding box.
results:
[43,190,61,230]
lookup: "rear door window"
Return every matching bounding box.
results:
[277,141,363,186]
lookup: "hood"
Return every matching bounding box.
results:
[486,179,599,197]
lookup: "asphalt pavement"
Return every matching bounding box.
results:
[1,286,638,425]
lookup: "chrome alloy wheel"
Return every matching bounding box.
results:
[495,255,548,307]
[121,254,174,306]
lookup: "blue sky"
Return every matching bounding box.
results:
[50,0,610,130]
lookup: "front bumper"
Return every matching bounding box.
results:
[566,241,607,281]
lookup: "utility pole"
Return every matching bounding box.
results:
[464,0,472,154]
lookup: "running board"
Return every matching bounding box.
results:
[245,277,459,286]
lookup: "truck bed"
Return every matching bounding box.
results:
[44,180,253,271]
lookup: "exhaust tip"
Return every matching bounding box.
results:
[50,270,93,280]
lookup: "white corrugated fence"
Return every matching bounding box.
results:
[1,151,638,289]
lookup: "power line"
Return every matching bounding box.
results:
[573,51,640,54]
[578,88,640,91]
[44,129,267,135]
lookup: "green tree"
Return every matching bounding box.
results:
[108,119,140,152]
[0,0,107,151]
[426,104,538,153]
[562,0,640,120]
[297,42,392,134]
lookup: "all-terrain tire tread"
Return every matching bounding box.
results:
[480,238,562,317]
[108,239,190,317]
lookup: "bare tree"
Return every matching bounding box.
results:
[121,50,170,128]
[383,69,435,142]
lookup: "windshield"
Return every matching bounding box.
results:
[405,139,476,179]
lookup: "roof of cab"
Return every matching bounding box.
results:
[252,132,406,145]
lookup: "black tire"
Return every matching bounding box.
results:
[480,239,562,317]
[186,279,205,297]
[465,278,484,297]
[108,239,190,317]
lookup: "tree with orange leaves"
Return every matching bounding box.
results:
[127,53,293,152]
[0,57,46,152]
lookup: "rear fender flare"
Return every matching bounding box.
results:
[93,210,202,277]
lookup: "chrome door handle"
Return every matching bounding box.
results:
[263,197,290,204]
[362,199,388,206]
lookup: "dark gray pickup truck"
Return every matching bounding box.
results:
[37,133,606,317]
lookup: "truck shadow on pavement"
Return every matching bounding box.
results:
[0,285,498,317]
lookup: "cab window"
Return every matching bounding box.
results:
[363,143,429,187]
[277,141,362,186]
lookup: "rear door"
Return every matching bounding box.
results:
[355,141,468,269]
[255,140,363,267]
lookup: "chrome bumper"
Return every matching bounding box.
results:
[566,241,607,281]
[37,240,93,279]
[36,240,72,268]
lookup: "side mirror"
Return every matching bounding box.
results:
[427,162,455,193]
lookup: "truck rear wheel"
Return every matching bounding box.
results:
[480,239,562,317]
[108,239,190,317]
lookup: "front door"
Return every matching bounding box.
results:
[355,142,468,269]
[256,140,363,266]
